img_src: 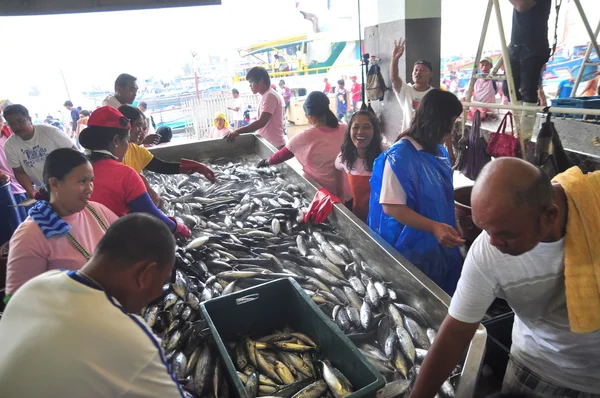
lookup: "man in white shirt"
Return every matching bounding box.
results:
[410,158,600,398]
[0,213,187,398]
[227,88,244,129]
[103,73,139,109]
[3,104,76,198]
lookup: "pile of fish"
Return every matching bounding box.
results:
[228,327,355,397]
[141,158,458,398]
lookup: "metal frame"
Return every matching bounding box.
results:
[461,0,525,157]
[571,0,600,97]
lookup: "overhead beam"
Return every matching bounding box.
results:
[0,0,220,16]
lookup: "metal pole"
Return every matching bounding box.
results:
[461,0,494,137]
[571,19,600,97]
[60,70,71,101]
[574,0,600,67]
[357,0,366,105]
[493,0,525,158]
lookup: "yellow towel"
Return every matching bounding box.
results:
[553,167,600,333]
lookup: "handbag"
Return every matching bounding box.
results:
[459,110,491,180]
[535,113,573,178]
[486,111,521,158]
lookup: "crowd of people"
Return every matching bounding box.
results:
[0,1,599,396]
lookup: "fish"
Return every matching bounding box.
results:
[321,361,354,398]
[291,379,328,398]
[405,317,431,349]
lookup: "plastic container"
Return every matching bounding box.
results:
[550,96,600,120]
[200,277,386,398]
[454,186,482,246]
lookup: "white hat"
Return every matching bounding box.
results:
[480,57,493,65]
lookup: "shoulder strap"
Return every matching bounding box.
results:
[66,233,92,260]
[85,204,109,232]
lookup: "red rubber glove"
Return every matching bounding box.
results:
[169,217,191,239]
[180,159,216,183]
[303,188,342,224]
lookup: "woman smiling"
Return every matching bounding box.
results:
[5,148,118,301]
[335,111,384,221]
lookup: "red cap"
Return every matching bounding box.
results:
[351,76,357,80]
[88,106,131,129]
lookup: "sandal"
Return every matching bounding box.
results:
[593,137,600,147]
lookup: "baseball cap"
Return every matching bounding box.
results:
[414,60,433,71]
[480,57,493,65]
[79,106,131,150]
[303,91,330,115]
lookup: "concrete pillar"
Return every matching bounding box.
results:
[364,0,441,140]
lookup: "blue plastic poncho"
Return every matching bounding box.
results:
[368,139,462,295]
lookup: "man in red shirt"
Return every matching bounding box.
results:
[350,76,362,111]
[323,78,332,94]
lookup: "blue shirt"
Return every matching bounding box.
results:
[557,79,574,98]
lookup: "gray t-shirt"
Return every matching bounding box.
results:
[449,232,600,393]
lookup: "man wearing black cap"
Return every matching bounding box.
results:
[390,38,434,133]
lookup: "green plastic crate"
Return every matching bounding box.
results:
[200,277,386,398]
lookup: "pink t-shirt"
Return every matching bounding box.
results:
[473,79,497,104]
[209,126,233,139]
[0,133,26,195]
[380,137,424,205]
[258,88,285,148]
[6,201,118,295]
[287,124,346,197]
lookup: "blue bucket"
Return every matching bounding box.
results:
[0,182,23,245]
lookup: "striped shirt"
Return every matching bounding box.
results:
[449,232,600,393]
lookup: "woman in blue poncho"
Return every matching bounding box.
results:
[368,89,465,295]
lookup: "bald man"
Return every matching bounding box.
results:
[410,158,600,398]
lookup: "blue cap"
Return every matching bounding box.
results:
[303,91,330,116]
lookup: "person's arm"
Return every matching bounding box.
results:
[128,193,176,230]
[382,204,465,247]
[445,134,456,167]
[410,316,480,398]
[12,167,35,198]
[390,38,406,93]
[509,0,537,12]
[266,146,295,166]
[144,157,180,174]
[139,174,163,207]
[233,111,272,135]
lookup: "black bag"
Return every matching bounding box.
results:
[366,63,387,101]
[535,114,573,178]
[455,110,491,180]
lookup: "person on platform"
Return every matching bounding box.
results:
[156,126,173,145]
[256,91,345,198]
[471,57,499,119]
[336,80,350,122]
[0,112,27,219]
[209,112,233,139]
[555,75,575,99]
[410,158,600,398]
[227,88,244,129]
[390,38,434,133]
[138,101,156,136]
[78,106,190,238]
[0,213,187,398]
[4,148,118,303]
[350,76,362,111]
[502,0,551,140]
[279,79,292,117]
[102,73,138,109]
[368,89,465,295]
[63,100,80,139]
[335,111,384,222]
[3,104,76,198]
[323,77,332,94]
[224,67,286,149]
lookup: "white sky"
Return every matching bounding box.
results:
[0,0,598,112]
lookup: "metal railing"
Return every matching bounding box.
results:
[181,93,260,140]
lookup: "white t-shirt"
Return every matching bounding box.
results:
[449,233,600,393]
[4,125,74,186]
[0,270,186,398]
[394,84,434,133]
[379,137,424,205]
[102,95,122,109]
[230,97,243,122]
